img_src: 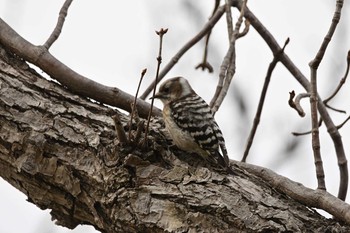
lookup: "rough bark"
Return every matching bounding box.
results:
[0,45,349,233]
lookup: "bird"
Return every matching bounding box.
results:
[153,76,231,171]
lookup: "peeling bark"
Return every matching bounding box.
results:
[0,45,349,232]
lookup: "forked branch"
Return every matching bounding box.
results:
[140,5,226,100]
[210,0,249,113]
[233,0,348,201]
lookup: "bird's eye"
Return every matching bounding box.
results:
[162,86,170,93]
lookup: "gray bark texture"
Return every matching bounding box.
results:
[0,45,349,233]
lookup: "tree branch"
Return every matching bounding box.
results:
[233,0,348,201]
[210,0,247,113]
[324,50,350,107]
[144,28,168,146]
[43,0,74,49]
[288,91,309,117]
[195,0,220,73]
[308,0,345,194]
[238,161,350,224]
[140,5,226,100]
[242,38,289,162]
[0,18,160,118]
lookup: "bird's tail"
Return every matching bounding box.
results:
[207,150,235,175]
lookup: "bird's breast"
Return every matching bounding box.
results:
[162,105,208,157]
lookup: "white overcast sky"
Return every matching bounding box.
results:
[1,0,350,232]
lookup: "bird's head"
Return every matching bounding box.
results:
[153,77,194,104]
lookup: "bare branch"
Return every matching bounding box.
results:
[225,0,234,41]
[234,0,348,201]
[237,19,250,39]
[129,69,147,142]
[337,115,350,130]
[324,50,350,106]
[43,0,74,49]
[308,0,345,193]
[288,91,309,117]
[237,161,350,224]
[241,38,289,162]
[325,104,346,114]
[291,52,349,133]
[140,6,226,100]
[210,0,248,113]
[0,19,160,118]
[143,28,168,146]
[309,0,344,70]
[195,0,220,73]
[309,66,326,190]
[292,120,323,137]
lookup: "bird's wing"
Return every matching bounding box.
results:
[171,95,228,167]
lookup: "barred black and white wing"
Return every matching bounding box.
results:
[170,94,229,168]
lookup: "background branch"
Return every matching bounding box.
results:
[324,50,350,107]
[309,65,326,190]
[288,91,309,117]
[210,0,247,113]
[139,5,225,100]
[43,0,74,49]
[233,1,348,201]
[194,0,220,73]
[308,0,345,195]
[241,38,289,162]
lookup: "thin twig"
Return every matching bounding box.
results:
[288,91,309,117]
[225,0,234,41]
[143,28,168,146]
[210,0,248,113]
[324,105,346,114]
[308,0,345,193]
[140,6,226,100]
[241,38,289,162]
[324,50,350,108]
[293,114,350,136]
[325,104,346,114]
[237,20,250,39]
[337,115,350,130]
[129,69,147,142]
[43,0,74,49]
[292,119,322,136]
[290,52,350,132]
[195,0,220,73]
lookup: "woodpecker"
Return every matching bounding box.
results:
[153,77,230,170]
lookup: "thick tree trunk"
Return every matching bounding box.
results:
[0,45,348,232]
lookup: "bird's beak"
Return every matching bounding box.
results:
[150,92,164,100]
